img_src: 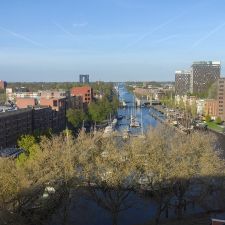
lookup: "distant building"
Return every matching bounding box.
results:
[204,99,218,119]
[190,61,220,94]
[79,74,90,83]
[71,86,93,104]
[196,99,205,115]
[0,80,7,89]
[40,90,70,98]
[175,70,191,96]
[68,96,83,110]
[16,98,38,108]
[40,97,67,111]
[217,78,225,121]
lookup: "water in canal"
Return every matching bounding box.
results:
[116,83,158,134]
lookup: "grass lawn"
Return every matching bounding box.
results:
[206,121,224,132]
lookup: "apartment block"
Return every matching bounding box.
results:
[190,61,220,94]
[0,109,33,149]
[32,107,53,133]
[40,90,70,98]
[217,78,225,121]
[175,70,191,96]
[40,97,67,111]
[204,99,218,119]
[16,97,38,108]
[71,86,93,104]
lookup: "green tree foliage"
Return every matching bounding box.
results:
[88,96,119,123]
[205,114,211,122]
[215,116,222,124]
[17,135,40,164]
[66,108,85,128]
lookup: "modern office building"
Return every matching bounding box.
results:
[79,74,89,83]
[190,61,220,94]
[175,70,191,95]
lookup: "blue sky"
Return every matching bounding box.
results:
[0,0,225,82]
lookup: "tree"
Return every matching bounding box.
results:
[77,134,136,225]
[17,135,40,165]
[205,114,211,122]
[66,108,85,128]
[215,117,222,124]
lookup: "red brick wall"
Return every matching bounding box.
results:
[70,86,93,104]
[16,98,37,108]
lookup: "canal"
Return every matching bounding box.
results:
[116,83,158,134]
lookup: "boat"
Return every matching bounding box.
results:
[130,119,140,128]
[103,125,114,137]
[112,118,118,128]
[130,97,140,128]
[117,115,123,120]
[122,100,127,107]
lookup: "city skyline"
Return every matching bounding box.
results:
[1,0,225,81]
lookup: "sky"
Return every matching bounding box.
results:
[0,0,225,82]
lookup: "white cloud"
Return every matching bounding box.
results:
[73,22,88,28]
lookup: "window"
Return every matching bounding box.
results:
[53,100,58,107]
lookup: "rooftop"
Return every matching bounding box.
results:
[0,148,24,158]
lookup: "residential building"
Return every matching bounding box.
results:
[217,78,225,121]
[71,86,93,104]
[68,96,83,109]
[40,90,70,98]
[204,99,218,120]
[16,97,38,108]
[0,109,33,149]
[190,61,220,94]
[0,105,68,148]
[196,99,205,115]
[40,97,67,111]
[0,80,7,89]
[175,70,191,95]
[79,74,89,83]
[32,107,53,133]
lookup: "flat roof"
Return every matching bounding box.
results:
[0,108,32,119]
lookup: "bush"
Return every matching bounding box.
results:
[215,117,222,125]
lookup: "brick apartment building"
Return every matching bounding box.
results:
[16,98,38,108]
[204,99,218,119]
[71,86,93,104]
[0,106,68,149]
[217,78,225,121]
[0,109,33,149]
[40,97,67,111]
